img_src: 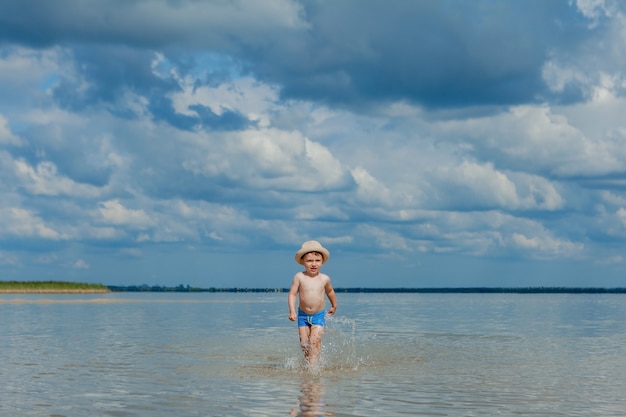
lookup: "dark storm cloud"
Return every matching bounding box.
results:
[244,0,589,108]
[50,45,174,109]
[0,0,594,111]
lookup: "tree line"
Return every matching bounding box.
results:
[107,285,626,294]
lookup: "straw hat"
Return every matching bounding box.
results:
[295,240,330,265]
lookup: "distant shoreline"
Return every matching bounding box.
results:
[107,285,626,294]
[2,281,625,294]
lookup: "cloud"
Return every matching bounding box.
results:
[0,207,62,239]
[97,200,153,229]
[0,115,23,145]
[511,232,583,259]
[252,1,586,108]
[0,46,66,104]
[0,0,599,110]
[14,159,103,197]
[182,128,353,192]
[430,160,564,211]
[73,259,89,269]
[435,105,626,178]
[1,1,626,287]
[168,73,278,129]
[0,0,308,47]
[574,0,620,26]
[350,166,392,206]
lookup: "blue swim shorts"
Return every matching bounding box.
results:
[297,309,326,327]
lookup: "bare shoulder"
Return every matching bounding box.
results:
[289,272,302,290]
[291,271,308,285]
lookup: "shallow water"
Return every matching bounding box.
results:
[2,293,625,416]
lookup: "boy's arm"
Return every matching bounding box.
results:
[325,279,337,316]
[288,275,299,321]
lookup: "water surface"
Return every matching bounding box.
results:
[2,293,625,416]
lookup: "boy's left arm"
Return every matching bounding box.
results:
[325,279,337,316]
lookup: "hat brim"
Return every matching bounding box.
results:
[295,246,330,265]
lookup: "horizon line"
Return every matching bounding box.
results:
[106,285,626,294]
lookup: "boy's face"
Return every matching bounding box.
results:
[302,252,323,275]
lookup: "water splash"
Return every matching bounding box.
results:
[240,315,364,376]
[318,315,363,373]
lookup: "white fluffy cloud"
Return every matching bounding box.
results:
[0,207,62,239]
[14,159,103,197]
[0,115,22,146]
[168,73,278,128]
[435,105,626,178]
[182,128,351,191]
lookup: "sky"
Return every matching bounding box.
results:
[1,0,626,288]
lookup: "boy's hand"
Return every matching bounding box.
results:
[327,306,336,316]
[288,312,297,321]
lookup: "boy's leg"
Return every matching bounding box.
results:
[307,325,324,365]
[298,325,312,361]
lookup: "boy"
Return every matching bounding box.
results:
[288,240,337,366]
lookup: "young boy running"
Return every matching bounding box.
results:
[288,240,337,366]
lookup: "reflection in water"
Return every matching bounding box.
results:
[291,375,330,417]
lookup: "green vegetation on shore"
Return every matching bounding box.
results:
[0,281,110,293]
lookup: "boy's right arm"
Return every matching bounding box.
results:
[288,275,299,321]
